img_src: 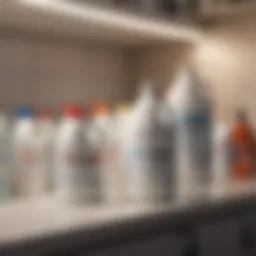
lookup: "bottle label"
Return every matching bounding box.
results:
[182,109,211,180]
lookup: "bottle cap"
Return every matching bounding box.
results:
[116,103,130,114]
[64,105,84,118]
[17,106,34,118]
[92,102,109,115]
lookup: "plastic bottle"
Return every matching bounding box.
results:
[115,104,130,137]
[124,82,172,202]
[0,114,13,202]
[166,67,212,199]
[89,102,119,203]
[34,110,55,192]
[112,104,131,202]
[212,121,230,193]
[14,106,38,197]
[55,105,98,204]
[229,109,256,180]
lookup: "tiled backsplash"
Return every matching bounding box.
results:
[0,31,189,112]
[0,35,133,111]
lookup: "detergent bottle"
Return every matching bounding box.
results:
[166,66,212,199]
[124,82,173,202]
[212,121,230,193]
[34,110,55,192]
[55,105,94,204]
[114,103,131,202]
[89,102,119,203]
[14,106,38,197]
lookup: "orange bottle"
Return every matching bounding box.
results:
[229,110,256,180]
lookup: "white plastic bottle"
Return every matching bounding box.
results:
[88,103,119,203]
[14,106,38,197]
[115,104,130,137]
[212,121,230,193]
[166,67,212,199]
[0,114,13,202]
[34,110,55,192]
[55,105,98,204]
[124,82,172,203]
[114,104,130,201]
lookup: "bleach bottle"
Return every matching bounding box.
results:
[212,121,230,194]
[124,82,173,203]
[14,106,38,197]
[167,67,212,199]
[34,110,55,192]
[114,104,131,201]
[88,103,121,203]
[55,105,99,204]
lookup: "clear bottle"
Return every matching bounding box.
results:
[167,67,212,199]
[124,82,173,203]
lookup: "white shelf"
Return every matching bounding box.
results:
[0,0,203,46]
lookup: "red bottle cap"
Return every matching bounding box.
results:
[64,105,84,119]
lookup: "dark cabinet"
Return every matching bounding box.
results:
[81,234,189,256]
[197,219,244,256]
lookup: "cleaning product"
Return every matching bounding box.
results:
[124,82,172,202]
[229,109,256,180]
[34,110,55,192]
[115,104,130,137]
[55,105,92,204]
[89,102,119,203]
[14,106,37,197]
[212,121,230,192]
[114,104,130,201]
[0,113,13,202]
[167,66,212,199]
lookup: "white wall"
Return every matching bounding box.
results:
[0,32,191,112]
[134,43,192,94]
[193,15,256,122]
[0,35,133,111]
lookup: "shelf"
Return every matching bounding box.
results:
[1,181,256,253]
[0,0,203,46]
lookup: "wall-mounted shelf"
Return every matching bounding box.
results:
[0,0,203,46]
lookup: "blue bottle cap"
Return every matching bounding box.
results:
[17,106,34,118]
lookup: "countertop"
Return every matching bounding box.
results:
[1,181,256,254]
